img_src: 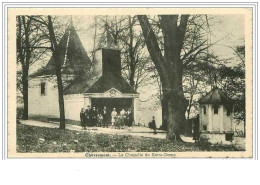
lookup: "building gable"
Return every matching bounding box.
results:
[103,88,123,97]
[84,74,136,94]
[30,23,91,78]
[198,87,233,104]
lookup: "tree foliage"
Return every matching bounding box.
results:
[95,15,152,91]
[16,16,50,119]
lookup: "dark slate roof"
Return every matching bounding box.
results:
[63,71,101,95]
[30,24,91,78]
[85,73,136,94]
[63,71,137,95]
[198,87,233,104]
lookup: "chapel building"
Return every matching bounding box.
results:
[28,23,139,122]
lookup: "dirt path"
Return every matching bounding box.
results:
[19,119,195,142]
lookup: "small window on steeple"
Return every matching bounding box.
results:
[203,106,206,114]
[41,82,46,96]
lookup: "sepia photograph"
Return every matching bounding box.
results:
[7,7,253,158]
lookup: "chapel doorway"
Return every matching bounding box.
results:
[91,98,133,121]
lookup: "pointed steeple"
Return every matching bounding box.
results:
[62,18,73,70]
[69,16,73,28]
[213,74,218,88]
[30,18,91,78]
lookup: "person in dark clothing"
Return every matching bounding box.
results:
[96,108,100,127]
[102,106,108,128]
[85,105,91,127]
[150,116,157,134]
[192,114,200,142]
[92,107,98,126]
[80,108,86,129]
[126,108,133,130]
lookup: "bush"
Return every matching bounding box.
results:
[16,107,24,119]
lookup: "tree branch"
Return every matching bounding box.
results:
[137,15,167,84]
[177,15,190,52]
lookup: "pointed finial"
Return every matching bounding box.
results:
[213,74,217,88]
[69,16,73,28]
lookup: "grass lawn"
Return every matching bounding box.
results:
[17,123,243,153]
[28,115,82,126]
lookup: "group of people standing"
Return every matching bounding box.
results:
[80,106,133,130]
[80,106,109,129]
[111,108,133,129]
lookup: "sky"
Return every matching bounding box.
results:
[71,14,245,60]
[208,14,244,60]
[30,14,245,73]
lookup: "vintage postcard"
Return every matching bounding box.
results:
[7,7,253,158]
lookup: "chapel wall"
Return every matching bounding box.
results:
[64,94,84,121]
[28,76,60,118]
[28,75,77,118]
[211,105,223,132]
[200,104,209,132]
[223,107,233,132]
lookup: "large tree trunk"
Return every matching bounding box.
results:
[160,93,168,131]
[21,16,31,120]
[138,15,189,141]
[48,16,66,129]
[243,104,246,138]
[129,64,135,88]
[128,16,135,88]
[187,94,193,120]
[167,95,184,140]
[163,74,187,140]
[56,68,66,130]
[22,68,29,120]
[166,92,188,140]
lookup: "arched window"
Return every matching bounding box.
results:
[203,106,206,114]
[213,105,218,114]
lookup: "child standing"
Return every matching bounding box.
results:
[151,116,157,134]
[115,115,120,129]
[97,113,103,127]
[111,108,117,129]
